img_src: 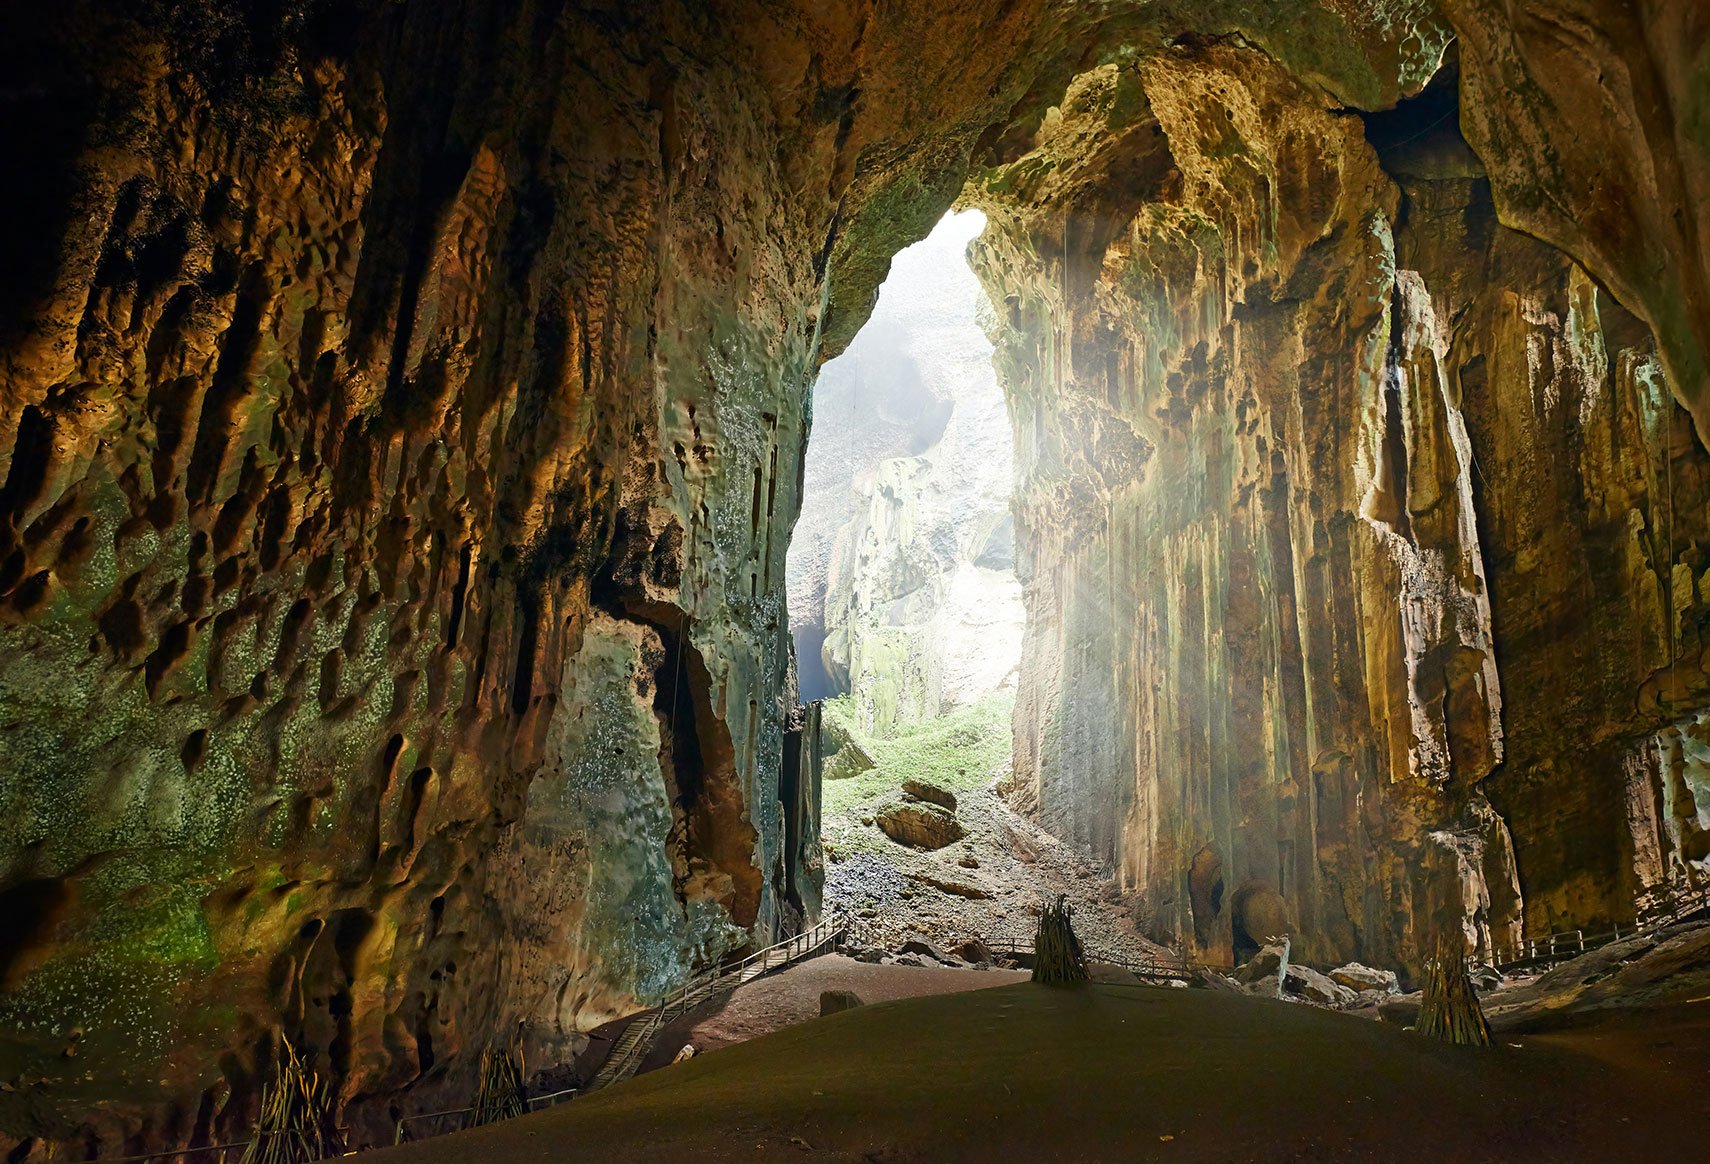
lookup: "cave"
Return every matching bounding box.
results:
[2,1,1710,1160]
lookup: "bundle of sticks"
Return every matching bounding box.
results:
[239,1035,339,1164]
[1032,894,1089,984]
[1415,935,1493,1047]
[471,1042,527,1126]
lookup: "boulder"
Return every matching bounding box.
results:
[1195,969,1245,994]
[1235,943,1288,984]
[1231,886,1292,950]
[902,778,957,811]
[1329,962,1400,994]
[1242,974,1281,997]
[824,741,877,782]
[1283,964,1358,1007]
[820,990,864,1016]
[953,938,993,964]
[1089,961,1142,986]
[908,870,992,900]
[899,937,952,963]
[852,947,886,964]
[875,801,965,850]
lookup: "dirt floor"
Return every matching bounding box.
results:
[640,955,1028,1068]
[370,980,1707,1163]
[825,776,1170,966]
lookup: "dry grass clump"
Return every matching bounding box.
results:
[471,1042,527,1126]
[239,1035,340,1164]
[1415,935,1492,1047]
[1032,895,1089,984]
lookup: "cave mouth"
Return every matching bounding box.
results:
[787,209,1024,744]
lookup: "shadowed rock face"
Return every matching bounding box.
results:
[0,0,1706,1155]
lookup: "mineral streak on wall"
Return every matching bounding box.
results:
[2,0,1710,1156]
[969,42,1710,970]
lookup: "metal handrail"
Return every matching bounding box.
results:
[391,1086,579,1144]
[1493,882,1709,971]
[591,916,845,1088]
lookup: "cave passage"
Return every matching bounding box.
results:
[7,2,1710,1159]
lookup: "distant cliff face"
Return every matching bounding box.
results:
[969,46,1710,969]
[789,212,1023,736]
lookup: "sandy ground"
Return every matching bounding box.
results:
[371,981,1707,1164]
[638,954,1028,1069]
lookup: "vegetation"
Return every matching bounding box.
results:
[1032,895,1089,984]
[823,691,1013,816]
[239,1035,340,1164]
[819,691,1014,861]
[1415,936,1492,1047]
[471,1043,527,1126]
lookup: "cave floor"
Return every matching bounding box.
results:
[370,982,1706,1163]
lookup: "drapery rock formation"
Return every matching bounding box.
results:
[2,0,1709,1156]
[970,43,1710,968]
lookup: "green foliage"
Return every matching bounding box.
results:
[820,690,1013,860]
[822,691,1014,819]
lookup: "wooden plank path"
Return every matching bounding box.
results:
[586,915,846,1091]
[1492,883,1709,973]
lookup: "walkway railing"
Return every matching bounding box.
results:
[389,916,844,1145]
[390,1086,581,1145]
[1492,882,1709,972]
[586,914,845,1091]
[982,935,1230,982]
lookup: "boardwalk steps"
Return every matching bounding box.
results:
[586,916,846,1091]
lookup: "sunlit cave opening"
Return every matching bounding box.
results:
[787,210,1101,955]
[786,210,1026,875]
[789,209,1023,719]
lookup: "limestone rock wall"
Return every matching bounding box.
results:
[1,0,1707,1154]
[0,0,1105,1152]
[969,41,1710,969]
[0,2,822,1150]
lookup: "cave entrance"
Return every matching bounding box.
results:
[788,208,1025,902]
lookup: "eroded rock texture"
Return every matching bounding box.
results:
[970,37,1710,969]
[1,0,1707,1155]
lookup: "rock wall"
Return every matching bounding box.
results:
[0,0,1098,1152]
[0,2,825,1149]
[1,0,1706,1153]
[969,41,1710,969]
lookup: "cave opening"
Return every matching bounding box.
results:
[786,211,1026,888]
[9,2,1710,1157]
[789,208,1023,733]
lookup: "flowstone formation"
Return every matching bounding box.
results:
[2,0,1708,1156]
[969,41,1710,969]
